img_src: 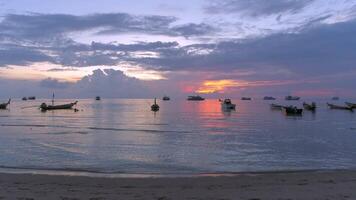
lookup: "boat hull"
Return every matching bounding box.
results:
[221,103,236,110]
[327,103,353,111]
[40,101,78,111]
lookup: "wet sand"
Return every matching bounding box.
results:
[0,170,355,200]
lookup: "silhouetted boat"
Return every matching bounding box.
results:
[40,101,78,111]
[285,96,300,101]
[332,97,339,100]
[283,106,303,115]
[345,102,356,109]
[151,98,159,111]
[220,99,236,110]
[271,103,283,110]
[263,96,276,100]
[0,99,11,109]
[303,102,316,111]
[28,96,36,100]
[187,95,205,101]
[96,96,101,101]
[241,97,252,100]
[22,97,27,101]
[162,96,170,101]
[327,103,353,111]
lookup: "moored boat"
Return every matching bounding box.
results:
[303,102,316,111]
[40,101,78,111]
[241,97,252,100]
[263,96,276,100]
[162,96,170,101]
[345,102,356,109]
[96,96,101,101]
[271,103,283,110]
[151,98,159,111]
[220,99,236,110]
[187,95,205,101]
[283,106,303,115]
[22,97,27,101]
[28,96,36,100]
[0,99,11,109]
[285,96,300,101]
[327,103,353,111]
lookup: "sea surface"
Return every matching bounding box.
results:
[0,98,356,175]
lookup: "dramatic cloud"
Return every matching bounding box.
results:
[0,13,215,41]
[205,0,314,16]
[131,19,356,78]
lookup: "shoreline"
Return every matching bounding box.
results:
[1,166,356,178]
[0,169,355,199]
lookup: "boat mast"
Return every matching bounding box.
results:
[52,92,55,106]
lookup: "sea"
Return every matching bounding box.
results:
[0,98,356,176]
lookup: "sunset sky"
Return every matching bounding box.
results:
[1,0,356,98]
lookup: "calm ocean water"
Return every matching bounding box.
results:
[0,98,356,175]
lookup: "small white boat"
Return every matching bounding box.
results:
[220,99,236,110]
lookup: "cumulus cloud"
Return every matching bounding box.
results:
[205,0,315,17]
[40,78,72,89]
[70,69,150,98]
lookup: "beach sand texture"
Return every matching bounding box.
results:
[0,170,355,200]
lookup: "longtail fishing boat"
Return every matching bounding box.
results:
[0,99,11,109]
[40,101,78,111]
[327,103,353,111]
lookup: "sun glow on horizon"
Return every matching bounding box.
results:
[195,79,317,94]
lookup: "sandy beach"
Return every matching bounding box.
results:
[0,170,355,200]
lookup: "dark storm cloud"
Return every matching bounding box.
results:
[205,0,314,16]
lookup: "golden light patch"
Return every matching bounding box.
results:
[196,79,246,94]
[195,79,304,94]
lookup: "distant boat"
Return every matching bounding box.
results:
[345,102,356,109]
[96,96,101,101]
[332,97,339,101]
[283,106,303,115]
[263,96,276,100]
[187,95,205,101]
[22,97,27,101]
[271,103,283,110]
[220,99,236,110]
[285,96,300,101]
[327,103,353,111]
[151,98,159,111]
[162,96,170,101]
[0,99,11,109]
[303,102,316,111]
[28,96,36,100]
[241,97,252,100]
[40,101,78,111]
